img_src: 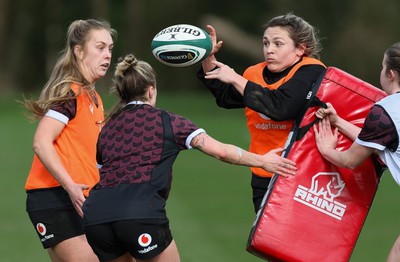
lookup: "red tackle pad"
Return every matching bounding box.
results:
[246,67,387,262]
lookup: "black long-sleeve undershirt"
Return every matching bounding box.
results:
[197,62,326,121]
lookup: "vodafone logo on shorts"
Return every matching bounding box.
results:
[138,233,152,247]
[36,223,46,236]
[137,233,158,254]
[36,222,54,242]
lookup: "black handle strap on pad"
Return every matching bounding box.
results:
[295,96,327,141]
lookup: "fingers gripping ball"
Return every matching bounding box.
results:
[151,24,212,67]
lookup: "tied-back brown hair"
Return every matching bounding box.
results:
[385,42,400,82]
[24,19,117,120]
[264,12,322,59]
[107,53,156,120]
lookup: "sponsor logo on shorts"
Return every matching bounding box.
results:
[138,233,152,247]
[36,223,54,242]
[138,233,158,254]
[36,223,46,236]
[293,172,347,220]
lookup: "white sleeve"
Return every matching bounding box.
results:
[185,128,206,149]
[44,109,69,125]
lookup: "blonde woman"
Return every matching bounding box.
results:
[24,19,116,261]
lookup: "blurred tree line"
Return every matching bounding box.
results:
[1,0,399,95]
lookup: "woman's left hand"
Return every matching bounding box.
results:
[314,117,338,155]
[204,61,238,83]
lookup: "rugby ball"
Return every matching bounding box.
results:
[151,24,212,67]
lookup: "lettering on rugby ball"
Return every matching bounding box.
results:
[151,24,212,67]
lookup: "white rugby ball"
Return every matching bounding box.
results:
[151,24,212,67]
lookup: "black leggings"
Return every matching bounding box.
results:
[251,174,272,213]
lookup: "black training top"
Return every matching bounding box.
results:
[83,103,203,226]
[197,60,325,121]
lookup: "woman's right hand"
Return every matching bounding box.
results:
[316,102,339,126]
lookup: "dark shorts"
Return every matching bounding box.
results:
[251,174,272,213]
[85,219,173,261]
[27,207,85,249]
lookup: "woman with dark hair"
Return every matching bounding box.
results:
[198,13,326,212]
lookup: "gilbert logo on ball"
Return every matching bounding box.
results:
[151,24,212,67]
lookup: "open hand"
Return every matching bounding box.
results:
[314,117,338,155]
[262,148,297,178]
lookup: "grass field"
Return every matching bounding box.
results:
[1,91,399,261]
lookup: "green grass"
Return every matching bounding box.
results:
[1,91,399,261]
